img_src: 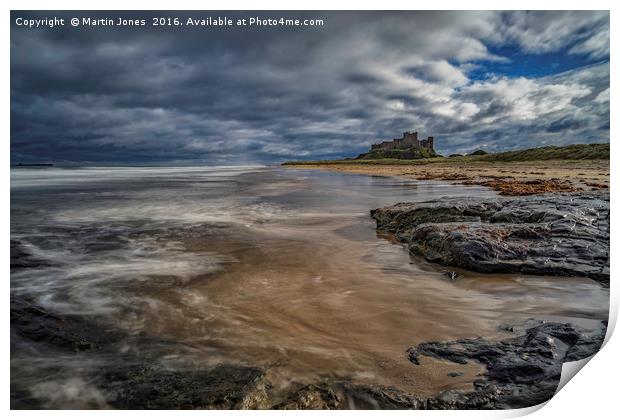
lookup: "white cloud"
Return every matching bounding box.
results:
[569,26,610,59]
[408,60,469,87]
[460,77,591,122]
[498,11,609,56]
[594,87,610,103]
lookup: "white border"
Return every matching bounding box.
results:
[4,1,617,418]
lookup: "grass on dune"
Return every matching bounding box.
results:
[282,143,609,166]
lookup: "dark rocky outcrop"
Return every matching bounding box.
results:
[10,294,607,409]
[276,319,607,410]
[10,295,269,409]
[356,148,436,160]
[274,382,434,409]
[406,321,606,409]
[371,192,609,285]
[274,381,504,410]
[10,296,105,352]
[103,364,268,409]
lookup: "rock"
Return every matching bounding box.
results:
[104,365,527,410]
[10,385,44,410]
[103,364,267,409]
[424,385,502,409]
[10,296,103,352]
[406,321,606,408]
[274,383,344,409]
[10,295,607,410]
[371,192,609,285]
[11,295,270,409]
[273,381,425,410]
[444,271,460,281]
[407,347,420,365]
[565,321,608,361]
[274,381,488,409]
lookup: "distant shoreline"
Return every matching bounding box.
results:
[11,163,54,167]
[283,143,609,196]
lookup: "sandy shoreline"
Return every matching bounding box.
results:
[283,159,610,195]
[11,165,609,409]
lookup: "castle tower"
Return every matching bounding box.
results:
[402,131,418,147]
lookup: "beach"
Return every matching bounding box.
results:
[10,165,609,409]
[283,159,609,195]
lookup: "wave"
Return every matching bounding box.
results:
[10,165,266,188]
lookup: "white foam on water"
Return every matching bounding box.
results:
[11,166,323,318]
[52,198,296,226]
[11,235,233,316]
[29,377,109,409]
[10,165,265,188]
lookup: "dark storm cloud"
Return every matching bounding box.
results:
[11,11,609,163]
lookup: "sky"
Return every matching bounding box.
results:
[11,11,610,164]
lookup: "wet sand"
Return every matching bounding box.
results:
[11,166,609,407]
[107,212,607,400]
[114,200,607,397]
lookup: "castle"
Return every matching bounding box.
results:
[371,131,434,151]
